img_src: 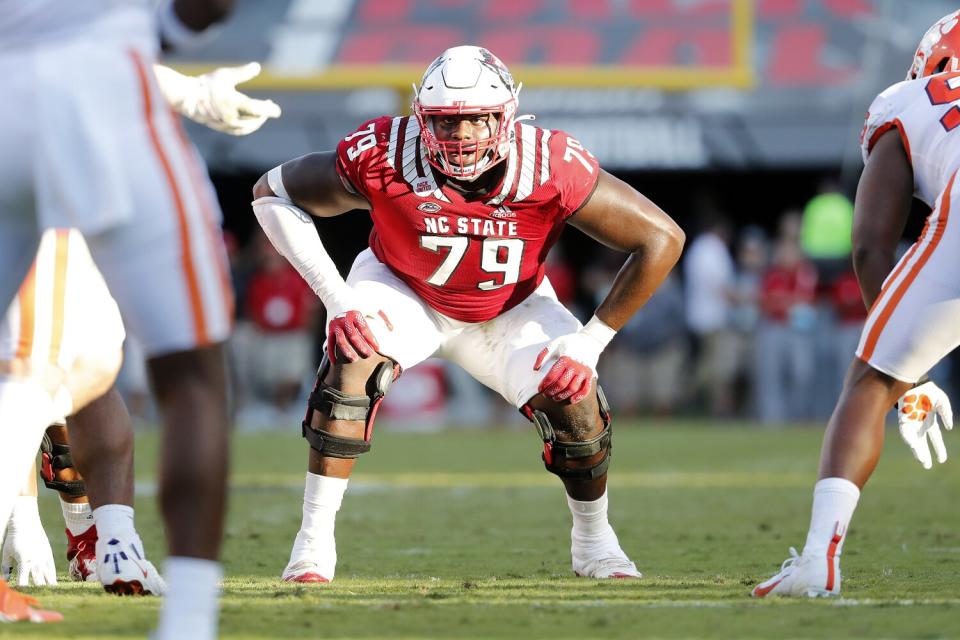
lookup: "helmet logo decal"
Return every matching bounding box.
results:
[478,48,515,92]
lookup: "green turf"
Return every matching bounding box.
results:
[5,422,959,639]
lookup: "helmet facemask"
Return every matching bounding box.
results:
[415,102,517,180]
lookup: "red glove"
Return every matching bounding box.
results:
[534,352,593,405]
[327,310,393,363]
[532,316,616,405]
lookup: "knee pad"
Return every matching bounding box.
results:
[40,424,87,497]
[301,355,401,459]
[522,386,613,480]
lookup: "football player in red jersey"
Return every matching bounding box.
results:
[753,12,960,598]
[252,46,685,582]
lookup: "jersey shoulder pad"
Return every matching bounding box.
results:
[335,116,395,196]
[545,128,601,218]
[860,79,924,163]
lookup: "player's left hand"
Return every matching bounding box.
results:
[1,497,57,586]
[154,62,281,136]
[534,321,615,404]
[897,380,954,470]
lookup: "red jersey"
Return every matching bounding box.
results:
[335,116,599,322]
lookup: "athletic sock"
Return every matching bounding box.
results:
[801,477,860,558]
[92,504,137,542]
[60,499,94,536]
[155,557,222,640]
[287,473,348,577]
[567,490,614,541]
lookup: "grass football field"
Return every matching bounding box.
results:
[4,421,959,639]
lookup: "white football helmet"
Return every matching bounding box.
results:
[413,46,520,180]
[908,10,960,80]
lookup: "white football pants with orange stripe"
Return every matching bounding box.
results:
[0,9,233,359]
[857,170,960,383]
[0,229,126,558]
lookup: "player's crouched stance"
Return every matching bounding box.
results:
[251,46,684,582]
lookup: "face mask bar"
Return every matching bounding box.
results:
[414,100,515,180]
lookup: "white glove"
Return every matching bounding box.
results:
[1,497,57,586]
[897,380,954,470]
[153,63,281,136]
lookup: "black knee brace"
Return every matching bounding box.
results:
[301,356,400,459]
[522,386,613,480]
[39,427,87,497]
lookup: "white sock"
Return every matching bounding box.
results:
[60,498,94,535]
[0,377,57,536]
[92,504,137,542]
[802,477,860,557]
[155,557,222,640]
[567,490,613,541]
[288,473,348,575]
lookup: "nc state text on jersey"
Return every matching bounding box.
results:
[423,216,519,237]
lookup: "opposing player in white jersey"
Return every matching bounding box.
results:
[754,11,960,598]
[0,0,278,634]
[0,230,165,599]
[252,46,685,584]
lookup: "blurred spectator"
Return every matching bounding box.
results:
[755,234,819,424]
[827,268,869,390]
[238,233,318,424]
[800,179,854,261]
[599,272,686,416]
[800,178,854,286]
[683,212,738,416]
[728,226,770,416]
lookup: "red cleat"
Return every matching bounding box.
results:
[65,525,98,582]
[282,572,330,584]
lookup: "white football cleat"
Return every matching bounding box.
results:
[97,535,166,596]
[752,546,840,598]
[281,560,330,584]
[281,531,335,584]
[571,526,642,579]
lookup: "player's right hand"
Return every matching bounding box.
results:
[897,381,953,470]
[1,498,57,586]
[327,308,393,364]
[154,62,281,136]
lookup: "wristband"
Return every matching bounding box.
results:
[582,315,617,348]
[266,166,290,200]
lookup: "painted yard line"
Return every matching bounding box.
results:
[134,471,813,496]
[216,593,960,609]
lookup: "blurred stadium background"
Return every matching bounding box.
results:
[115,0,960,431]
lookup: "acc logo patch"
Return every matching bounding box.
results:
[418,202,442,214]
